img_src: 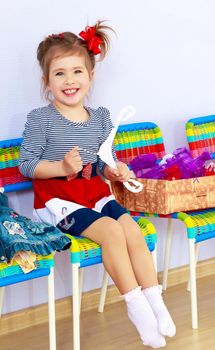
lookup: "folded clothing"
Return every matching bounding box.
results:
[0,192,71,263]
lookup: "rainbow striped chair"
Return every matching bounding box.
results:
[0,138,56,350]
[186,116,215,270]
[0,137,158,350]
[109,121,215,329]
[70,215,157,350]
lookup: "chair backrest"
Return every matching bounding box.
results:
[0,138,32,193]
[0,137,54,289]
[114,121,166,164]
[186,115,215,159]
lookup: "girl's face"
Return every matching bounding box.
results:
[48,55,93,109]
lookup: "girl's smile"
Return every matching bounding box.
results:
[63,88,79,96]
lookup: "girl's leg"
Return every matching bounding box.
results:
[117,214,158,288]
[118,214,176,338]
[81,216,138,294]
[81,216,166,348]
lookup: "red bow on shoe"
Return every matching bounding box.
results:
[79,26,103,55]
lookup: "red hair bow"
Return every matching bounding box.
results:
[79,26,103,55]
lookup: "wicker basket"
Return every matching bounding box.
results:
[111,175,215,215]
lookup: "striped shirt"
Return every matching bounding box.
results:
[19,103,116,178]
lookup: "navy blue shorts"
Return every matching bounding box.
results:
[57,198,128,237]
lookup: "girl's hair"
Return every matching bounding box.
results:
[37,20,113,93]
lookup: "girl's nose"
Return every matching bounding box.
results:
[65,80,73,85]
[65,75,74,85]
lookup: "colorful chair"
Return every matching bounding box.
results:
[110,121,215,329]
[186,115,215,276]
[69,216,157,350]
[0,137,158,350]
[0,138,56,350]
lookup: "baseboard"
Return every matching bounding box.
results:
[0,282,121,336]
[1,257,215,335]
[157,256,215,287]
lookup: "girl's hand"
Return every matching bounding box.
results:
[62,146,83,176]
[104,161,131,182]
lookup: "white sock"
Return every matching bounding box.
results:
[123,287,166,348]
[143,285,176,337]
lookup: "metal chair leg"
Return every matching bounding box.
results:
[98,269,109,313]
[79,268,84,313]
[189,238,198,328]
[162,218,173,290]
[72,263,81,350]
[187,243,200,291]
[48,268,56,350]
[0,286,5,318]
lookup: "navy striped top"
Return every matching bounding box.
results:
[19,103,115,178]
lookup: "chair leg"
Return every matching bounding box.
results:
[72,263,81,350]
[98,269,109,313]
[189,238,198,329]
[187,243,200,291]
[162,218,173,290]
[0,286,5,318]
[151,246,157,273]
[79,268,84,313]
[48,268,56,350]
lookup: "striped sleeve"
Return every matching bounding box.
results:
[97,107,117,174]
[19,110,48,178]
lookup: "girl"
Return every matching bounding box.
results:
[19,21,176,348]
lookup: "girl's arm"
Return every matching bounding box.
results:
[33,159,67,179]
[33,147,83,179]
[19,110,82,179]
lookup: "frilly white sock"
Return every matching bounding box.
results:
[123,287,166,348]
[143,285,176,338]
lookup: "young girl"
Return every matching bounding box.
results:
[19,21,176,348]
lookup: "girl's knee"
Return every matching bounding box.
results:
[126,220,148,246]
[127,219,143,238]
[102,219,126,243]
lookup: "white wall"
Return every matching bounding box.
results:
[1,0,215,314]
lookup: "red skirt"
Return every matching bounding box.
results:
[33,175,112,210]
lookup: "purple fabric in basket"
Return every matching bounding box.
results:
[129,147,211,179]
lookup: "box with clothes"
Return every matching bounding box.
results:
[111,175,215,215]
[112,147,215,215]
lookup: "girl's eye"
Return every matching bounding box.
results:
[55,72,64,76]
[74,69,82,74]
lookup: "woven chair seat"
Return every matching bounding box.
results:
[0,254,54,278]
[131,209,215,242]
